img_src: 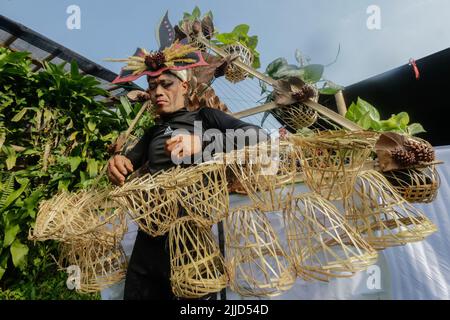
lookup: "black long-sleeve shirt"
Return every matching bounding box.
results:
[125,107,269,174]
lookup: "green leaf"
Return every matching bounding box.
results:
[68,156,82,172]
[247,36,258,50]
[407,123,426,135]
[10,239,28,268]
[215,33,237,45]
[301,64,324,83]
[70,60,79,78]
[232,24,250,37]
[68,131,79,141]
[357,111,373,130]
[11,108,28,122]
[2,145,17,170]
[0,251,9,280]
[87,159,98,178]
[266,58,288,77]
[192,6,201,19]
[87,120,96,132]
[392,112,410,129]
[0,177,29,212]
[4,224,20,248]
[24,188,43,218]
[273,64,304,79]
[319,87,340,95]
[357,98,380,121]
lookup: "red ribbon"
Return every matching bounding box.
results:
[409,58,420,80]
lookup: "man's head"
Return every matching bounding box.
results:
[147,70,189,116]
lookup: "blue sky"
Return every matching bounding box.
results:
[1,0,450,86]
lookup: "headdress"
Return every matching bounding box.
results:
[107,12,208,84]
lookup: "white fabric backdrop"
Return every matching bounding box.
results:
[101,147,450,300]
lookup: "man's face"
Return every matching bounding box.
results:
[148,73,188,116]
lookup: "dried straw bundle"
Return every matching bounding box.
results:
[284,193,378,282]
[290,130,377,200]
[383,165,440,203]
[58,239,127,293]
[222,43,253,83]
[344,170,437,250]
[169,216,228,298]
[30,188,126,245]
[225,205,296,297]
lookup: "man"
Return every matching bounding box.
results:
[108,55,268,298]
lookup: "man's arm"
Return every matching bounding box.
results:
[107,130,151,186]
[198,107,270,153]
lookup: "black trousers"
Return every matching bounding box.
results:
[123,229,219,300]
[124,230,174,300]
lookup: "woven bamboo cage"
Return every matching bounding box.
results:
[383,165,440,204]
[225,205,296,297]
[289,130,377,200]
[284,193,378,282]
[58,239,127,293]
[273,103,318,130]
[110,168,180,237]
[30,188,126,245]
[222,43,254,83]
[165,161,229,225]
[343,170,437,250]
[221,141,297,211]
[169,216,228,298]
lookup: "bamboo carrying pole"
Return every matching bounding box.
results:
[194,37,362,131]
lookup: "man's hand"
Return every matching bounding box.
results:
[107,155,134,186]
[165,134,202,160]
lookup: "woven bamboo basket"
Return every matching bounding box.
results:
[344,170,437,250]
[110,168,180,237]
[225,205,296,297]
[289,130,377,200]
[221,141,297,211]
[165,161,229,225]
[30,188,126,245]
[383,165,440,203]
[273,103,318,130]
[284,193,378,282]
[222,43,253,83]
[58,239,127,293]
[169,216,228,298]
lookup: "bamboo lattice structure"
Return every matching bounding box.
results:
[343,170,437,250]
[222,43,254,83]
[58,239,127,293]
[166,161,229,225]
[225,205,296,297]
[383,165,440,203]
[290,130,377,200]
[220,141,297,211]
[284,193,378,282]
[110,168,180,237]
[273,102,318,130]
[169,216,228,298]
